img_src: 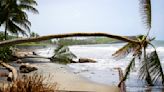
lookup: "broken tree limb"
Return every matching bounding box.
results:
[0,61,17,81]
[0,32,140,47]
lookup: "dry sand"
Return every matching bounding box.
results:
[37,61,119,92]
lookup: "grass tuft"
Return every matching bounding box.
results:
[0,74,58,92]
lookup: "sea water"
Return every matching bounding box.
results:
[36,41,164,92]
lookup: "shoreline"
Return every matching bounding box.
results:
[35,59,119,92]
[0,58,120,92]
[14,46,120,91]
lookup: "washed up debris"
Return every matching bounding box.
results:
[19,63,38,73]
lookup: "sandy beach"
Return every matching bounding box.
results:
[0,48,120,92]
[23,58,119,92]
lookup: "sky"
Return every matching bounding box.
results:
[28,0,164,40]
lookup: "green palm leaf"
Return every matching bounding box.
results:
[19,4,38,14]
[8,20,27,36]
[51,45,77,64]
[118,58,135,87]
[112,42,140,59]
[19,0,38,5]
[147,51,164,84]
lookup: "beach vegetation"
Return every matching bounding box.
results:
[57,37,116,45]
[0,32,13,62]
[50,45,77,64]
[0,0,38,40]
[0,74,58,92]
[113,35,164,86]
[114,0,164,87]
[0,0,163,89]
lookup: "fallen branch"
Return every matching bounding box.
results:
[0,61,17,81]
[0,32,140,47]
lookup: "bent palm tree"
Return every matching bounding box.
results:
[114,36,164,86]
[115,0,164,86]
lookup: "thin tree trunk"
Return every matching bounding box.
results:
[0,32,140,47]
[4,22,8,40]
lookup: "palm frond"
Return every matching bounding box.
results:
[54,45,66,54]
[51,45,76,64]
[139,0,152,30]
[147,51,164,84]
[118,58,135,86]
[7,20,27,36]
[112,42,138,59]
[19,0,38,6]
[12,18,30,31]
[139,49,153,85]
[19,4,39,14]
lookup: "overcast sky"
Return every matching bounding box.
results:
[28,0,164,40]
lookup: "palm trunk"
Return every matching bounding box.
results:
[4,22,8,40]
[0,32,140,47]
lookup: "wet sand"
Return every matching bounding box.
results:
[28,58,119,92]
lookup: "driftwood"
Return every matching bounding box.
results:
[79,58,96,63]
[0,72,8,77]
[19,63,38,73]
[0,61,17,81]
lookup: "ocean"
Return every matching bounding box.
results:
[36,41,164,92]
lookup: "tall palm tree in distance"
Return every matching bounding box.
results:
[0,0,38,40]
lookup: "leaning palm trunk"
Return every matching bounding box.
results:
[0,32,139,82]
[0,32,140,47]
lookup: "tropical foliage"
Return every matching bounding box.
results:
[114,35,164,86]
[0,32,12,62]
[115,0,164,86]
[50,45,77,64]
[30,31,39,37]
[0,0,38,39]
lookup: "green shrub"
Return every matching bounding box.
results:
[0,47,12,62]
[0,32,13,62]
[50,45,77,64]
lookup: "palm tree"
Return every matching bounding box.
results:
[0,0,38,40]
[113,35,164,86]
[114,0,164,86]
[50,45,77,64]
[30,31,39,37]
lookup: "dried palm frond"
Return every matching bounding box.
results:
[139,0,152,30]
